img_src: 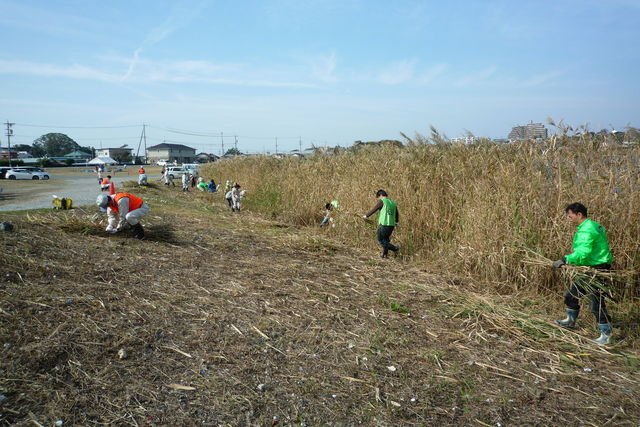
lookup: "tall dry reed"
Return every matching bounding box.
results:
[204,137,640,301]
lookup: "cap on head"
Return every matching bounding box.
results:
[96,194,109,212]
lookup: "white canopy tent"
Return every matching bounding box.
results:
[87,156,118,165]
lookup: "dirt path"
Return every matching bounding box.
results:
[1,185,638,425]
[0,170,143,211]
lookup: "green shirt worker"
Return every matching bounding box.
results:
[553,202,613,345]
[363,189,399,259]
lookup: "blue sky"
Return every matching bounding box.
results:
[0,0,638,154]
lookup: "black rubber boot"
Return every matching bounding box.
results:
[132,223,145,239]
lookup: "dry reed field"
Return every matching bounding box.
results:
[1,175,639,425]
[206,135,640,339]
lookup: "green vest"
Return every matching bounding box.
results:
[565,219,613,266]
[378,198,397,226]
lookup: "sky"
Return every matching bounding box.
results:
[0,0,639,154]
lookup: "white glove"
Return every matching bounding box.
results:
[105,225,117,233]
[362,215,368,220]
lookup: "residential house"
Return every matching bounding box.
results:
[97,147,134,161]
[146,143,196,164]
[0,147,18,161]
[195,152,220,163]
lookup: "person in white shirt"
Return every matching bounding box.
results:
[181,173,190,192]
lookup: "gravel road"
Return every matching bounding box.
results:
[0,170,147,212]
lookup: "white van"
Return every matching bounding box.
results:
[166,166,189,179]
[182,163,200,174]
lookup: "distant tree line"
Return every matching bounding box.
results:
[12,133,95,158]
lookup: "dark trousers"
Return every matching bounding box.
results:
[376,225,398,255]
[564,269,611,324]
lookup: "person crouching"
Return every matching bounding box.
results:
[96,193,149,239]
[100,175,112,191]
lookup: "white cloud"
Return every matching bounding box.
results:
[377,59,417,85]
[311,52,338,83]
[0,0,102,38]
[0,60,119,82]
[121,1,209,82]
[520,70,564,87]
[454,66,497,87]
[418,63,448,84]
[0,58,316,88]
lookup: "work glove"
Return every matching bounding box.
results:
[105,225,118,234]
[552,257,566,269]
[362,215,368,220]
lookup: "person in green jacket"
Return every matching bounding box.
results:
[552,202,613,345]
[363,189,399,258]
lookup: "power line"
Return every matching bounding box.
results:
[150,126,220,137]
[12,135,140,141]
[10,122,319,152]
[14,123,140,129]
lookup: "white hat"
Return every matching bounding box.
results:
[96,194,109,212]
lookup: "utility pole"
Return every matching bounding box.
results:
[135,123,147,163]
[5,121,14,167]
[220,132,224,156]
[275,137,278,154]
[142,123,147,163]
[299,136,302,153]
[234,135,238,152]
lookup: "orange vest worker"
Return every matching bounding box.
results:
[111,193,144,213]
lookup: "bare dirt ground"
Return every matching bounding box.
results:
[0,166,159,212]
[1,182,639,426]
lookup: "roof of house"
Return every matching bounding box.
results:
[147,143,195,151]
[99,147,133,151]
[64,150,92,157]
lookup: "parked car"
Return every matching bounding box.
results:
[0,167,12,179]
[182,163,200,174]
[166,166,189,179]
[5,168,51,180]
[156,159,169,166]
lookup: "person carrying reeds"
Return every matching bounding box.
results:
[363,189,399,259]
[552,202,613,345]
